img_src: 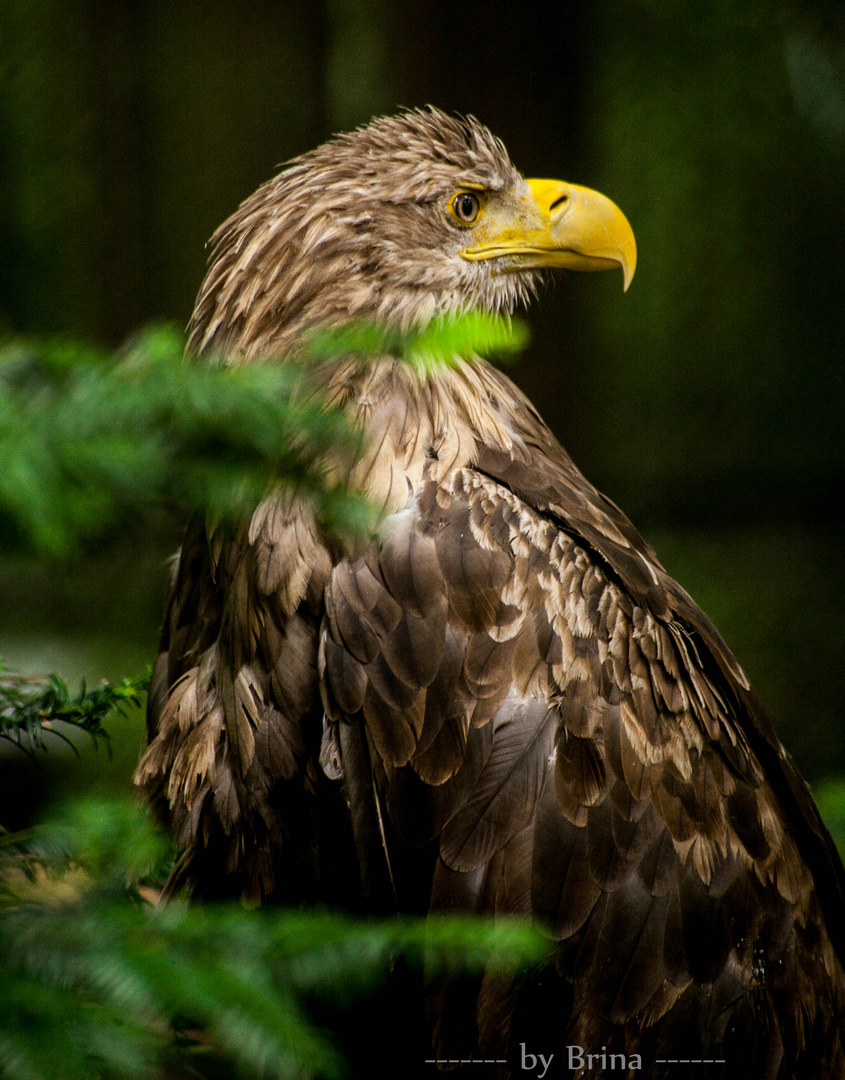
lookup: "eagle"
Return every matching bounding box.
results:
[136,108,845,1077]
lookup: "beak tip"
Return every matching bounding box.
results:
[621,247,637,293]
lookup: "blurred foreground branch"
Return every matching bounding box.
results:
[0,325,366,555]
[0,797,543,1080]
[0,316,526,557]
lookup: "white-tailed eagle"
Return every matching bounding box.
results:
[136,108,845,1078]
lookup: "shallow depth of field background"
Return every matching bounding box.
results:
[1,0,843,828]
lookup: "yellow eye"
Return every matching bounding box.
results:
[450,191,481,225]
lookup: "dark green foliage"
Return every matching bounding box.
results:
[307,311,528,375]
[0,664,147,759]
[0,316,526,557]
[0,797,543,1080]
[0,324,367,556]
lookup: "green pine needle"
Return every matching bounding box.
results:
[0,797,544,1080]
[0,663,148,758]
[0,313,527,558]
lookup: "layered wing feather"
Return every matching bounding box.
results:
[136,490,352,903]
[139,356,844,1075]
[320,429,845,1075]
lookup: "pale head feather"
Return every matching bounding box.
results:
[188,108,540,362]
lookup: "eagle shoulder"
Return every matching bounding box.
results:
[318,384,845,1063]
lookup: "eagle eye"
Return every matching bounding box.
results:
[450,191,481,225]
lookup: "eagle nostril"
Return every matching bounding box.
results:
[550,194,570,213]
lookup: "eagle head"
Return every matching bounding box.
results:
[188,107,636,362]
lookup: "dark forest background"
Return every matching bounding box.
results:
[1,0,843,823]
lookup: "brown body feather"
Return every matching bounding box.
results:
[136,110,845,1077]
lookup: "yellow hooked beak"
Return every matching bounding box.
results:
[460,178,637,291]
